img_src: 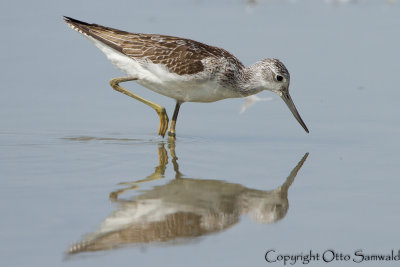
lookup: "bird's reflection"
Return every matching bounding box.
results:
[68,142,308,254]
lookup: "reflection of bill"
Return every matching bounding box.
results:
[68,143,308,254]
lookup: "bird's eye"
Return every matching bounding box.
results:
[276,75,283,82]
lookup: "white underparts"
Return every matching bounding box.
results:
[77,34,244,102]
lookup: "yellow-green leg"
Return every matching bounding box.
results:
[110,77,169,137]
[168,101,182,139]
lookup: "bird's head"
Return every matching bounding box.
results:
[258,58,309,133]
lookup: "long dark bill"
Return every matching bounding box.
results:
[281,91,309,133]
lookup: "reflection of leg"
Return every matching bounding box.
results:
[110,77,169,137]
[149,143,168,180]
[109,143,169,200]
[168,101,182,139]
[110,184,139,200]
[168,139,183,179]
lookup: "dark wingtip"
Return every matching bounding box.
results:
[62,16,90,26]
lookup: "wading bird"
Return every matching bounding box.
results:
[64,17,309,138]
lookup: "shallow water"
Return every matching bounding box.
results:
[1,0,400,266]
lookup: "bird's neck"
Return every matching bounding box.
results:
[237,62,266,96]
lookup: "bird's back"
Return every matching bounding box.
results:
[64,17,244,76]
[64,17,247,102]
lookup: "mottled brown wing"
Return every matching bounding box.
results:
[64,17,243,75]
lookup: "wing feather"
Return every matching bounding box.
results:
[64,16,244,75]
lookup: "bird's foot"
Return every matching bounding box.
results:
[157,108,169,137]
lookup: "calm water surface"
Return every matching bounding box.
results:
[1,0,399,266]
